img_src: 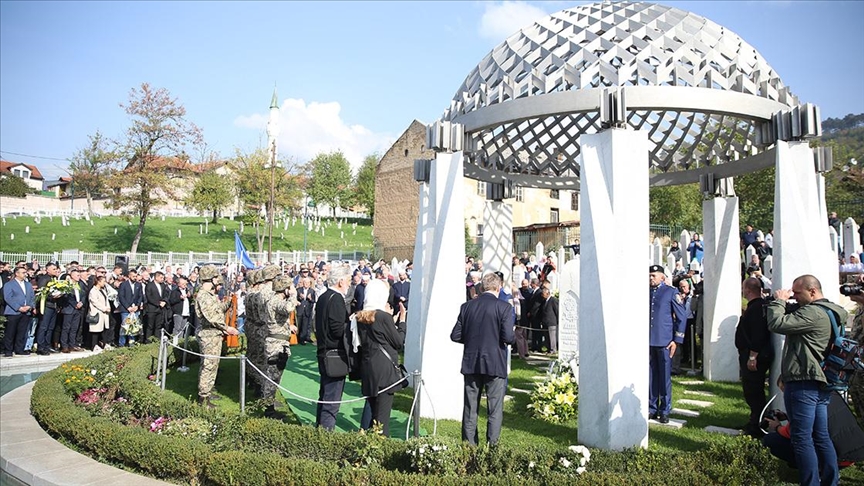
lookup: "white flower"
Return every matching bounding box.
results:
[580,457,588,467]
[418,447,425,455]
[528,461,535,469]
[559,457,572,468]
[576,466,586,474]
[568,445,580,453]
[90,369,98,376]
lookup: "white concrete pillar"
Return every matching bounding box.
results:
[770,141,838,401]
[404,180,431,385]
[702,193,741,382]
[577,129,649,450]
[408,151,467,420]
[482,201,513,284]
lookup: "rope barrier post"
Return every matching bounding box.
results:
[240,355,247,415]
[689,324,696,372]
[412,370,421,438]
[156,330,165,387]
[160,330,168,391]
[177,323,190,372]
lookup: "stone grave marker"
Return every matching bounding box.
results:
[558,256,580,371]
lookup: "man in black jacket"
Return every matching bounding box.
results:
[450,272,516,445]
[735,277,774,437]
[144,271,168,342]
[169,276,192,337]
[540,287,559,355]
[35,262,62,353]
[314,265,352,431]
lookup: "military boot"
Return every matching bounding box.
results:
[198,395,216,410]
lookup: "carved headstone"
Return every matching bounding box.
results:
[558,257,580,371]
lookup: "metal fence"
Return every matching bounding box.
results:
[0,249,371,268]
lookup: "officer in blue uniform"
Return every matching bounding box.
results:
[648,265,687,423]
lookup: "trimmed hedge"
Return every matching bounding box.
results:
[30,344,781,485]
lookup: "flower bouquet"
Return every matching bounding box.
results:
[36,279,75,313]
[527,359,578,423]
[122,313,142,336]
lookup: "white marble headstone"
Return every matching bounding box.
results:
[535,242,544,265]
[652,238,662,265]
[745,245,756,265]
[558,257,580,367]
[680,230,691,255]
[843,217,861,256]
[763,255,773,279]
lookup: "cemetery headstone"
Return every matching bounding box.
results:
[558,257,580,372]
[652,238,662,265]
[25,226,29,233]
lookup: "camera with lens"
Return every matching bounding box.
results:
[760,409,787,431]
[840,284,863,296]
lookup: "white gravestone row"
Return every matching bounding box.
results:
[843,217,861,256]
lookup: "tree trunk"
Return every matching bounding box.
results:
[211,209,218,224]
[254,222,264,253]
[130,210,147,254]
[85,191,94,217]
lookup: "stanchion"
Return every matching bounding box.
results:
[240,355,247,415]
[412,370,421,438]
[177,325,190,372]
[160,330,168,391]
[156,330,165,387]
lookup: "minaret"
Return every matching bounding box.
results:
[266,85,281,263]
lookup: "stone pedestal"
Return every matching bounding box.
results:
[482,201,514,284]
[702,195,741,382]
[770,141,837,402]
[405,151,466,420]
[577,129,649,450]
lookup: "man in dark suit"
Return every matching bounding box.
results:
[169,276,192,337]
[117,269,142,346]
[450,272,515,446]
[144,271,168,342]
[392,270,411,311]
[314,266,352,431]
[35,262,62,353]
[60,268,86,353]
[3,266,36,357]
[297,276,317,345]
[539,287,559,355]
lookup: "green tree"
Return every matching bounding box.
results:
[649,183,703,229]
[735,166,776,232]
[305,150,352,217]
[0,174,35,197]
[354,153,379,217]
[69,130,118,216]
[108,83,203,254]
[234,147,303,252]
[185,171,233,223]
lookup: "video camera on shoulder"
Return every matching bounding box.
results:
[840,283,862,296]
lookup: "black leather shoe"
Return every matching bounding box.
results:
[658,415,670,424]
[37,350,50,356]
[649,413,658,421]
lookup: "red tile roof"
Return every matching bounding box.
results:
[0,160,45,180]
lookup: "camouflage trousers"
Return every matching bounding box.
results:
[261,337,291,404]
[197,328,223,398]
[244,320,260,389]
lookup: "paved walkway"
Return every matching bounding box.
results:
[0,357,170,485]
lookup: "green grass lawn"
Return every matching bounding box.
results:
[0,214,373,254]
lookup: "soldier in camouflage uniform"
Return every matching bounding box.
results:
[245,269,264,396]
[195,265,239,408]
[254,265,280,396]
[261,275,298,416]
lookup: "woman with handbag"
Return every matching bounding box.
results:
[87,275,111,350]
[356,279,407,436]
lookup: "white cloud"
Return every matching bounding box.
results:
[478,1,550,42]
[234,98,394,172]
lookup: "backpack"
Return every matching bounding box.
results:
[816,304,864,392]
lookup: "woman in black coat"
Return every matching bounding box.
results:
[356,279,406,436]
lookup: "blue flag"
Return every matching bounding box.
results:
[234,231,256,269]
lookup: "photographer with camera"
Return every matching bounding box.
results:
[845,274,864,421]
[761,379,864,472]
[767,275,848,486]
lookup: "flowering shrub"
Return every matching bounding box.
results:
[562,444,591,475]
[61,363,97,396]
[162,417,217,442]
[405,437,463,475]
[527,360,578,423]
[150,416,170,433]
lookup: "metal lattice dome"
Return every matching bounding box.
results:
[439,1,806,189]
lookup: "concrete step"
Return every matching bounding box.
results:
[509,387,531,395]
[670,408,700,418]
[678,399,714,408]
[683,390,716,397]
[704,425,741,436]
[649,417,686,429]
[678,380,705,386]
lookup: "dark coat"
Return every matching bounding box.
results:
[358,310,406,397]
[36,274,62,310]
[735,297,773,361]
[297,286,316,317]
[60,279,87,315]
[393,280,410,305]
[118,280,142,312]
[352,283,366,314]
[649,282,687,347]
[145,281,168,314]
[169,287,191,315]
[540,295,559,328]
[450,292,515,378]
[315,288,348,358]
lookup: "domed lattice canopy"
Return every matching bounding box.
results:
[440,1,806,188]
